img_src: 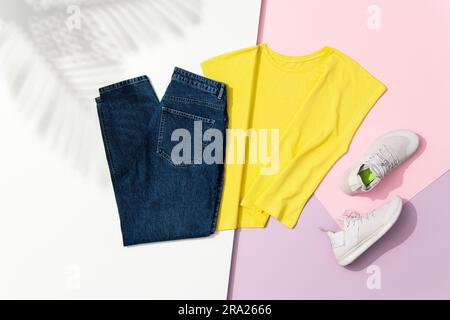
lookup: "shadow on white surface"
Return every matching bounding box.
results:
[0,0,262,299]
[0,0,202,183]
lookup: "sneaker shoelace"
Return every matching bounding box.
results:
[366,144,400,178]
[341,209,375,228]
[319,210,376,233]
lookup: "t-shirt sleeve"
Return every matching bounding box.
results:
[201,52,234,84]
[201,46,257,83]
[337,55,387,150]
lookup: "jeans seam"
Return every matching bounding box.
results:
[209,120,227,233]
[156,107,167,157]
[174,67,221,87]
[165,95,225,111]
[162,106,216,124]
[99,76,148,94]
[210,165,224,233]
[172,76,220,97]
[97,101,118,183]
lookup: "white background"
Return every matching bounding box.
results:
[0,0,261,299]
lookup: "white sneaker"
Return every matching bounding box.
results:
[326,196,403,267]
[340,130,419,195]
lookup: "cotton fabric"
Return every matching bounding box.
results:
[202,44,386,230]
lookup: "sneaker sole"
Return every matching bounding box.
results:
[337,197,403,266]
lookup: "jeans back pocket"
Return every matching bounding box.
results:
[157,106,216,167]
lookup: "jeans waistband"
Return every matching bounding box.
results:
[96,75,149,104]
[98,75,149,95]
[172,67,226,100]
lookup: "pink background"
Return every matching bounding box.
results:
[229,0,450,299]
[260,0,450,219]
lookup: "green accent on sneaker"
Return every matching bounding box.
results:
[359,168,376,187]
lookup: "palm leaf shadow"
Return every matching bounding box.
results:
[0,0,203,184]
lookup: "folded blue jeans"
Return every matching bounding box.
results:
[96,67,227,246]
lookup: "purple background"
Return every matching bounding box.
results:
[229,171,450,299]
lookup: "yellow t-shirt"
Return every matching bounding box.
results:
[201,44,386,230]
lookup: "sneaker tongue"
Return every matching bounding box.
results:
[359,163,382,189]
[367,162,384,179]
[348,167,365,192]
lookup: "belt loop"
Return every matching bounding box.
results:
[217,83,225,100]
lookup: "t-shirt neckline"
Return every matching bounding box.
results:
[260,43,332,73]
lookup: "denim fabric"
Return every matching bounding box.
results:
[96,67,227,246]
